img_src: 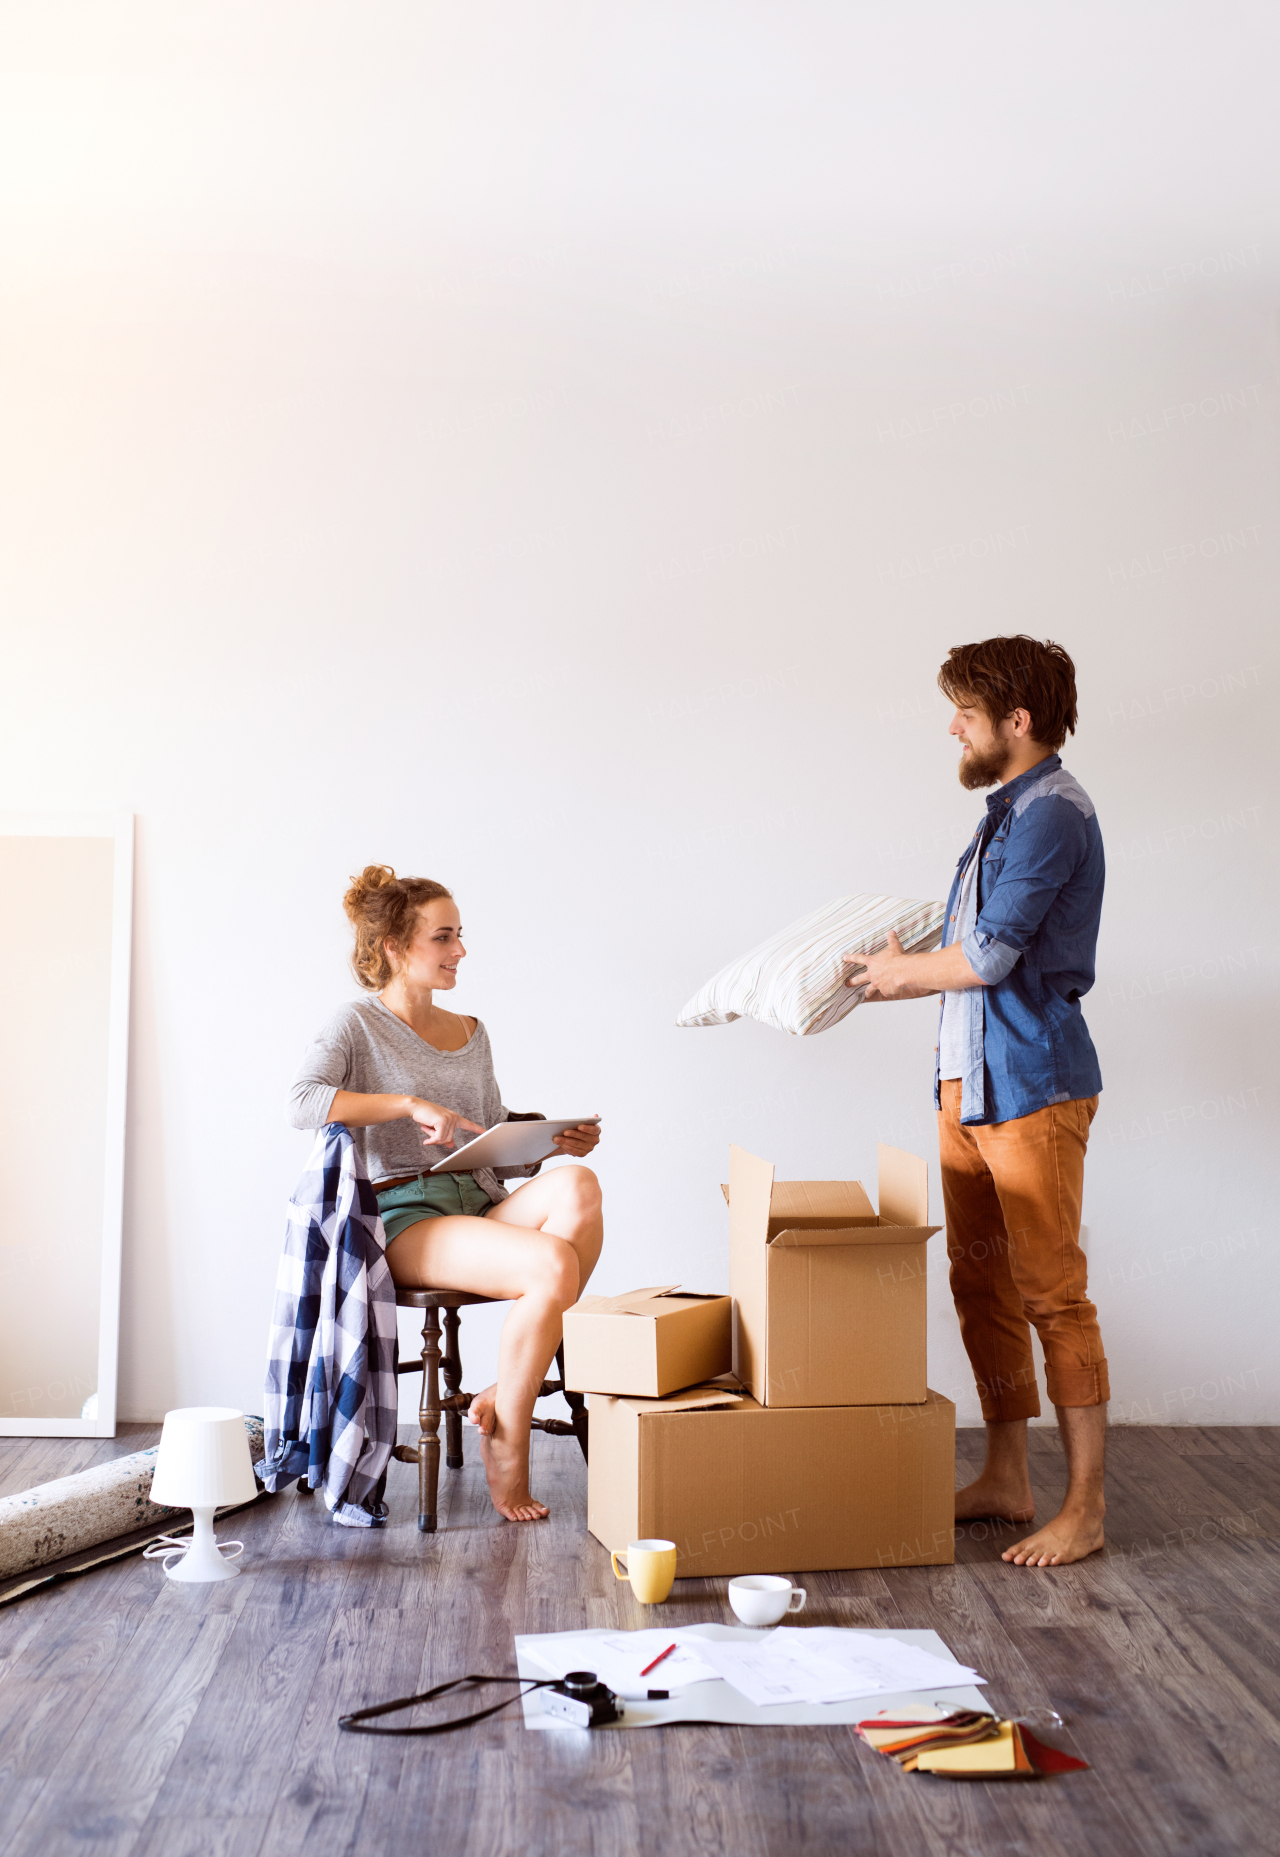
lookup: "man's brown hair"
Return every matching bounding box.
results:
[937,634,1078,752]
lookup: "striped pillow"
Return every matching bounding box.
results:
[676,894,947,1036]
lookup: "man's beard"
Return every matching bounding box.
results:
[958,742,1012,790]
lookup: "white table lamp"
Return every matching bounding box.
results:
[146,1406,259,1582]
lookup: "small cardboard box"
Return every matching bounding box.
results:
[587,1381,955,1576]
[728,1143,942,1407]
[562,1285,733,1398]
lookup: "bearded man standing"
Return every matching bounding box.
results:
[847,636,1108,1567]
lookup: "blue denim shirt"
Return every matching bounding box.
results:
[934,755,1104,1125]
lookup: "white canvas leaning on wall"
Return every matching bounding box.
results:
[0,815,133,1438]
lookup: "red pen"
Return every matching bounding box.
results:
[639,1642,678,1677]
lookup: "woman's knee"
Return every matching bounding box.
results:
[549,1164,602,1223]
[526,1232,581,1306]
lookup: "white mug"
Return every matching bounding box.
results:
[727,1575,808,1627]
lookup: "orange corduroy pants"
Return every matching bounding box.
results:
[937,1079,1110,1422]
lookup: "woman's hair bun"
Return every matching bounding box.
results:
[343,864,397,919]
[342,866,453,990]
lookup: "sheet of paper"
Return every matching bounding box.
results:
[518,1627,721,1697]
[693,1634,858,1707]
[779,1628,985,1702]
[693,1628,985,1708]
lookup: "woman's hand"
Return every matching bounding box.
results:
[408,1098,485,1149]
[552,1119,601,1159]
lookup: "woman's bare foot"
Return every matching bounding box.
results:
[955,1473,1035,1524]
[465,1384,497,1436]
[478,1430,549,1523]
[1002,1505,1104,1566]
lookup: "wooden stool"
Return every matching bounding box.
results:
[391,1288,589,1532]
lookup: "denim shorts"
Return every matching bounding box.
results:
[376,1172,494,1246]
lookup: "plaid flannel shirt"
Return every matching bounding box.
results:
[257,1123,399,1527]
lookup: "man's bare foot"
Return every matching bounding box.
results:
[955,1474,1035,1524]
[1002,1507,1104,1566]
[465,1384,497,1436]
[478,1430,549,1523]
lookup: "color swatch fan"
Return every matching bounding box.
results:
[856,1707,1089,1781]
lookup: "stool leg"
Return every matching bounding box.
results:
[557,1341,589,1464]
[416,1306,443,1533]
[442,1305,464,1470]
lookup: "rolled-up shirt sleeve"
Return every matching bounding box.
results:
[962,925,1022,984]
[964,797,1087,985]
[287,1020,352,1130]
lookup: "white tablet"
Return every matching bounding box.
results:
[427,1118,600,1175]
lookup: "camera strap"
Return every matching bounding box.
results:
[338,1674,556,1737]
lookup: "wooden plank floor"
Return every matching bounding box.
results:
[2,1421,1278,1857]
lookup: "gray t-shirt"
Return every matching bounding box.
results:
[287,995,534,1201]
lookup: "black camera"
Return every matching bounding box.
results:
[543,1671,624,1728]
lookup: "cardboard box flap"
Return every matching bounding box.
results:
[770,1222,938,1249]
[570,1285,681,1317]
[728,1147,775,1404]
[722,1172,878,1237]
[878,1142,929,1227]
[770,1180,876,1222]
[728,1146,774,1230]
[612,1378,747,1415]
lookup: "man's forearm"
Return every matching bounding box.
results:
[897,942,985,994]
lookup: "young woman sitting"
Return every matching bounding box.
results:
[288,865,602,1523]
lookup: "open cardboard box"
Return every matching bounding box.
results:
[728,1143,941,1407]
[587,1380,955,1576]
[562,1285,733,1398]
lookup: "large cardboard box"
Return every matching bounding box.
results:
[587,1381,955,1576]
[563,1286,732,1398]
[728,1143,941,1407]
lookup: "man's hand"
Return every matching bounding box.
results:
[552,1119,601,1159]
[843,930,923,1001]
[843,933,984,1001]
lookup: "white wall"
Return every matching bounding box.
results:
[1,3,1275,1427]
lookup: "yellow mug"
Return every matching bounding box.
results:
[611,1538,677,1604]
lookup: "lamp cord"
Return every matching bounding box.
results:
[338,1675,556,1737]
[142,1536,245,1570]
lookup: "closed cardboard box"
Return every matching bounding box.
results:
[728,1142,941,1407]
[563,1286,732,1398]
[587,1382,955,1577]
